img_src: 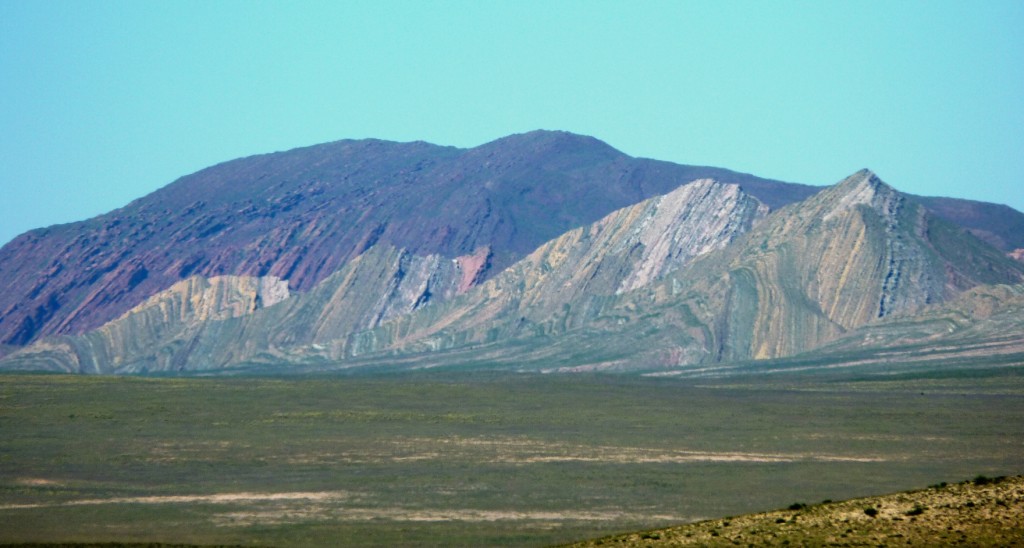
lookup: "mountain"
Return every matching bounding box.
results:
[4,130,1023,357]
[4,169,1022,375]
[0,131,820,349]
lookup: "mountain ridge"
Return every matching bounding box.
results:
[0,131,817,348]
[4,168,1021,376]
[320,169,1024,374]
[1,131,1023,372]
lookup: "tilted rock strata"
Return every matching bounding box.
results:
[335,179,768,359]
[0,275,288,373]
[801,283,1024,363]
[344,171,1024,371]
[671,170,1024,362]
[0,244,475,373]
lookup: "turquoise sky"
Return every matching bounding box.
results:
[2,0,1022,246]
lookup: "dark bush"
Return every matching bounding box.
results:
[906,504,926,516]
[864,507,879,517]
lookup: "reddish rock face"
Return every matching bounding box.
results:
[455,247,492,294]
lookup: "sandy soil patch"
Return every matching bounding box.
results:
[0,490,348,510]
[13,478,63,487]
[213,506,693,527]
[387,435,887,464]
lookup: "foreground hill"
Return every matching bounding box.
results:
[566,475,1024,547]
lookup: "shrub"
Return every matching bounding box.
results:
[864,507,879,517]
[906,504,926,516]
[788,502,807,511]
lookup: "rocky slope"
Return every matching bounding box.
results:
[914,195,1024,252]
[566,475,1024,547]
[0,131,815,349]
[642,281,1024,380]
[0,244,484,373]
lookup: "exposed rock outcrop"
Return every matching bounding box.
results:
[0,275,288,373]
[335,179,768,358]
[0,243,475,373]
[680,170,1024,362]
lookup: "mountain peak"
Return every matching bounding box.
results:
[472,130,624,159]
[834,168,883,191]
[821,169,900,222]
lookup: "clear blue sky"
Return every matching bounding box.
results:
[2,0,1022,246]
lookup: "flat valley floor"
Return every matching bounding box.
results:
[1,369,1022,546]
